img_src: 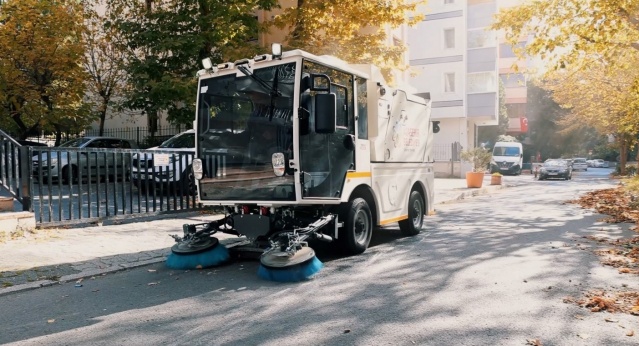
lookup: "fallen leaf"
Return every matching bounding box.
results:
[525,338,542,346]
[574,315,585,320]
[147,282,159,286]
[605,317,619,323]
[47,319,55,324]
[147,269,156,273]
[577,333,590,339]
[76,278,83,284]
[92,289,100,293]
[343,329,351,334]
[196,265,203,269]
[627,330,634,337]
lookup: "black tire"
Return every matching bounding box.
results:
[340,197,373,255]
[399,190,424,236]
[181,167,196,195]
[61,165,78,185]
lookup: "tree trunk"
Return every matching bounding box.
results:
[619,135,628,175]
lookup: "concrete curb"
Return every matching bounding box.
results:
[0,256,166,297]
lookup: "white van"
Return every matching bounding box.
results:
[490,142,523,175]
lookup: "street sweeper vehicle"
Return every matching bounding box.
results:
[166,44,439,282]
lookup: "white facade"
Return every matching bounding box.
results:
[408,0,500,177]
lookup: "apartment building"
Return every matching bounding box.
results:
[408,0,528,177]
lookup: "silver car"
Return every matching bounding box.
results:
[572,158,588,171]
[131,130,195,193]
[32,137,138,184]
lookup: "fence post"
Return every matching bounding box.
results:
[137,127,140,147]
[19,146,31,211]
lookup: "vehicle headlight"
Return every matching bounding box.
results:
[192,158,203,180]
[272,152,286,177]
[540,167,546,172]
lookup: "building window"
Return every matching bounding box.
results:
[444,73,455,93]
[467,72,496,93]
[443,28,455,49]
[500,42,526,58]
[500,73,526,88]
[468,29,496,49]
[444,0,455,4]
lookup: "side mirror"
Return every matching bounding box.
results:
[310,74,330,92]
[315,93,336,134]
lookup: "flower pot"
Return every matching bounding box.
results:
[465,172,484,188]
[490,175,502,185]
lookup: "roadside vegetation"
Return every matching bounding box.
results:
[568,175,639,315]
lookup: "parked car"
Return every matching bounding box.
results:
[591,159,610,168]
[131,130,195,194]
[538,159,572,180]
[572,157,588,171]
[32,136,138,184]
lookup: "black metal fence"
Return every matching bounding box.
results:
[0,136,217,227]
[30,125,188,149]
[28,146,206,226]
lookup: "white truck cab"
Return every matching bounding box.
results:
[490,141,523,175]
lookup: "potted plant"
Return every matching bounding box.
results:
[490,172,502,185]
[460,147,492,188]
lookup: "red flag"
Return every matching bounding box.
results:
[520,117,529,133]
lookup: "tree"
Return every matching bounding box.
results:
[105,0,278,129]
[0,0,91,143]
[268,0,426,84]
[541,60,639,173]
[83,3,128,136]
[493,0,639,172]
[492,0,639,72]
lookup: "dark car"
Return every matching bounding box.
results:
[538,159,572,180]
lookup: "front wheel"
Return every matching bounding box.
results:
[340,197,373,255]
[399,190,424,236]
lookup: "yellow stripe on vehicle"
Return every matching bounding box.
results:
[346,171,372,178]
[379,215,408,225]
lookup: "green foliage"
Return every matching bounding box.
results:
[105,0,277,127]
[268,0,426,84]
[0,0,91,140]
[460,147,492,173]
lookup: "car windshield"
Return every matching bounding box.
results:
[159,132,195,149]
[58,138,92,148]
[493,146,520,156]
[573,158,586,163]
[544,160,566,167]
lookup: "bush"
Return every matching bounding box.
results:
[460,147,492,173]
[616,164,637,176]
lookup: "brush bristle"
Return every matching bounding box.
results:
[257,256,323,282]
[166,243,230,270]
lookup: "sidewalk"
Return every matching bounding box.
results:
[0,175,511,295]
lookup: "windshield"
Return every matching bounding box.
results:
[493,146,520,156]
[160,132,195,149]
[196,62,296,201]
[544,160,566,167]
[59,138,92,148]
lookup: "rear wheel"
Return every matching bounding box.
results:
[340,197,373,255]
[399,190,424,236]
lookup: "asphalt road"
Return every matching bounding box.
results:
[2,167,637,345]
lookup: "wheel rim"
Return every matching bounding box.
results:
[353,209,370,245]
[410,199,424,228]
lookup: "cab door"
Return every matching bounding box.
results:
[298,60,355,198]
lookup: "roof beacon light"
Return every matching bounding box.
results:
[202,58,213,70]
[272,43,282,60]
